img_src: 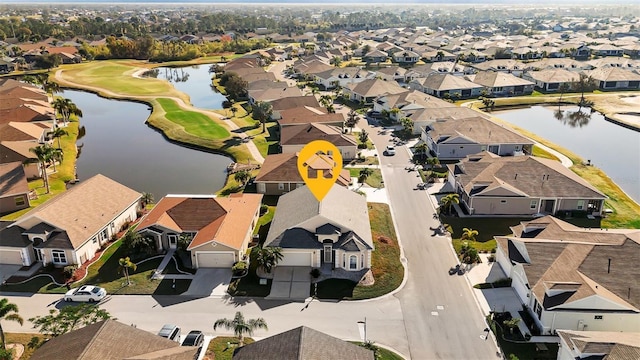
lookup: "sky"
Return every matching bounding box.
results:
[4,0,635,4]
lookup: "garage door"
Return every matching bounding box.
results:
[279,252,312,266]
[196,252,235,268]
[0,249,23,265]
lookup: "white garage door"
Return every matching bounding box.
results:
[279,252,312,266]
[196,252,235,268]
[0,249,23,265]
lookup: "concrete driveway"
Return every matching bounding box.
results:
[267,266,310,300]
[183,268,231,297]
[0,264,21,282]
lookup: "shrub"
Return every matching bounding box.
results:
[259,204,269,215]
[63,265,78,278]
[492,278,512,288]
[0,347,14,360]
[310,268,321,278]
[491,248,496,254]
[488,255,496,262]
[232,261,248,272]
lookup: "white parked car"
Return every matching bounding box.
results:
[64,285,107,303]
[384,145,396,156]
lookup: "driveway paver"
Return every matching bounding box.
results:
[183,268,231,297]
[267,266,310,300]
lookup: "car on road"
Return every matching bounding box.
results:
[158,324,181,342]
[64,285,106,303]
[181,330,204,348]
[384,145,396,156]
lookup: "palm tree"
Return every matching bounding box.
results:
[558,82,571,105]
[319,94,333,109]
[48,147,63,172]
[425,156,440,170]
[358,167,373,185]
[389,107,401,122]
[52,98,83,126]
[358,130,369,145]
[252,101,273,133]
[254,246,283,274]
[213,311,268,347]
[42,79,60,97]
[575,73,596,107]
[345,110,358,133]
[0,299,23,350]
[26,145,54,193]
[330,56,342,67]
[141,192,154,207]
[400,117,413,136]
[413,143,429,162]
[461,228,479,242]
[118,257,137,286]
[49,127,68,149]
[439,193,460,215]
[234,170,251,187]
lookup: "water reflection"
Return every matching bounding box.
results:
[554,107,592,128]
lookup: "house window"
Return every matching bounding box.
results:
[594,315,603,320]
[361,254,364,268]
[14,196,25,206]
[501,200,507,204]
[535,300,542,319]
[343,254,346,268]
[530,200,537,209]
[349,255,357,270]
[278,183,285,190]
[51,250,67,264]
[101,228,108,241]
[92,237,97,244]
[577,200,585,210]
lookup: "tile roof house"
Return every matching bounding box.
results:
[494,216,640,335]
[343,79,406,105]
[0,174,141,267]
[0,162,30,215]
[466,71,535,97]
[587,67,640,90]
[447,152,606,216]
[0,121,52,143]
[313,67,376,90]
[0,141,41,179]
[137,193,263,268]
[422,116,534,161]
[280,123,357,159]
[254,153,350,196]
[30,319,198,360]
[557,330,640,360]
[248,86,303,104]
[277,107,345,131]
[232,326,374,360]
[409,73,484,99]
[523,69,581,92]
[264,185,373,277]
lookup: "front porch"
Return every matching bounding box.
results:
[314,264,371,284]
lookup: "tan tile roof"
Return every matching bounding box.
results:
[280,123,356,147]
[249,86,303,103]
[0,141,38,162]
[558,330,640,360]
[13,174,141,249]
[420,73,483,91]
[428,116,532,146]
[0,121,50,142]
[588,67,640,82]
[269,96,321,111]
[206,193,263,250]
[346,79,406,98]
[255,153,350,187]
[468,71,535,87]
[30,320,197,360]
[526,69,581,83]
[278,107,345,127]
[0,161,29,197]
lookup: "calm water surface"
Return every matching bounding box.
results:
[66,89,230,199]
[494,105,640,203]
[149,65,226,109]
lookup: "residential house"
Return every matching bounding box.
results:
[0,141,41,179]
[277,107,345,132]
[421,48,457,62]
[372,89,455,126]
[248,86,303,104]
[281,123,357,160]
[557,331,640,360]
[0,121,52,143]
[392,50,420,65]
[269,96,322,121]
[374,66,407,82]
[447,152,606,216]
[0,174,141,267]
[528,58,590,71]
[471,59,529,76]
[30,320,198,360]
[511,46,543,60]
[589,44,624,57]
[0,78,48,103]
[422,116,534,161]
[233,326,374,360]
[524,69,580,92]
[343,79,406,105]
[264,185,373,275]
[362,50,388,64]
[0,59,16,74]
[588,67,640,90]
[0,162,30,215]
[137,193,263,268]
[292,59,334,79]
[467,71,535,96]
[254,153,350,196]
[313,67,375,90]
[573,44,592,60]
[495,216,640,335]
[410,73,484,99]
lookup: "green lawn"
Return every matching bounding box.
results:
[353,131,374,149]
[348,168,384,188]
[316,203,403,300]
[5,333,47,360]
[531,145,560,161]
[204,337,255,360]
[348,156,379,166]
[157,98,230,139]
[350,342,405,360]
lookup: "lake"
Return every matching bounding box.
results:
[66,89,230,199]
[494,105,640,203]
[145,65,227,110]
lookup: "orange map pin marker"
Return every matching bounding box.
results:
[297,140,343,202]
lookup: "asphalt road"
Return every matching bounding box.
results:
[1,119,499,360]
[366,120,500,359]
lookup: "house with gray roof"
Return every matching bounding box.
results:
[422,116,534,161]
[343,79,406,105]
[588,67,640,90]
[410,73,484,99]
[313,67,375,90]
[0,174,141,267]
[447,152,606,216]
[233,326,374,360]
[557,330,640,360]
[264,185,373,277]
[494,216,640,335]
[0,162,30,215]
[467,71,535,96]
[523,69,580,92]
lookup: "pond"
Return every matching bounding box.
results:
[494,105,640,204]
[144,65,227,110]
[66,89,230,199]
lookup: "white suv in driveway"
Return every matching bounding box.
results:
[384,145,396,156]
[64,285,107,302]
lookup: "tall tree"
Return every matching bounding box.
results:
[52,98,82,126]
[234,170,251,187]
[141,192,154,208]
[0,298,23,350]
[439,193,460,215]
[358,129,369,146]
[400,117,413,136]
[213,312,268,347]
[558,82,571,105]
[26,144,54,193]
[253,246,283,274]
[118,257,137,286]
[344,110,358,133]
[29,304,111,337]
[49,127,67,149]
[252,101,273,133]
[575,73,596,107]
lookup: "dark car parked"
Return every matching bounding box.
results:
[181,330,204,348]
